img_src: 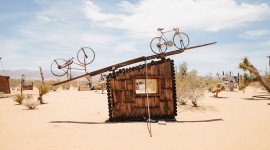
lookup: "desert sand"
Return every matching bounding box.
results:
[0,87,270,150]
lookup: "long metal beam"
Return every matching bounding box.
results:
[53,42,217,86]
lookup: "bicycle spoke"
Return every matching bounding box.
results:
[51,58,68,77]
[173,32,189,50]
[150,37,167,54]
[77,47,95,65]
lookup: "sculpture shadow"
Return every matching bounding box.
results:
[241,95,270,101]
[49,118,223,125]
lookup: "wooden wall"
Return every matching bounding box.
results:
[0,75,10,94]
[107,59,177,121]
[22,82,33,90]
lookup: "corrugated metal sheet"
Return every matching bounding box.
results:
[0,75,10,94]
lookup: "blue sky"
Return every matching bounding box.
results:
[0,0,270,76]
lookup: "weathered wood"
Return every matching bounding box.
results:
[53,42,217,86]
[107,59,176,120]
[0,75,10,94]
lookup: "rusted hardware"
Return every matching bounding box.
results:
[52,42,216,86]
[150,27,190,54]
[50,47,95,79]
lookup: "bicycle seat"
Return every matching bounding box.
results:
[157,28,164,31]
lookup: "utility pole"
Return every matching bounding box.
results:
[39,66,44,85]
[0,57,5,75]
[267,56,270,67]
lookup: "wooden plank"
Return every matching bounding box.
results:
[53,42,217,86]
[53,56,146,86]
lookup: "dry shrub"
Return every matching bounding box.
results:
[13,94,26,104]
[0,92,5,98]
[37,84,50,104]
[176,63,205,107]
[61,83,70,90]
[22,94,39,110]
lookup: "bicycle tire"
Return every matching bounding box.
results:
[150,37,167,54]
[77,47,95,65]
[173,32,189,49]
[50,58,68,77]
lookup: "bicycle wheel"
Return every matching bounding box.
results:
[77,47,95,65]
[50,58,68,77]
[173,32,189,49]
[150,37,167,54]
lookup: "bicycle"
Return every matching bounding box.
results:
[50,47,95,78]
[150,27,189,54]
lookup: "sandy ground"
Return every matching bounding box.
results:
[0,87,270,150]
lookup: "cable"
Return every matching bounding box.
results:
[145,58,152,137]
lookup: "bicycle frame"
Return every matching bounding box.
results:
[51,47,95,79]
[56,58,88,79]
[158,28,180,47]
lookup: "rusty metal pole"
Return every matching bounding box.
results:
[39,66,44,85]
[21,74,25,96]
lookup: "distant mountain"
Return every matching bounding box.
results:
[0,69,86,80]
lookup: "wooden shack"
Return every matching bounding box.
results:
[106,58,177,121]
[22,82,33,90]
[0,75,10,94]
[52,42,217,122]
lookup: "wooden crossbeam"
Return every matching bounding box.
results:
[53,42,217,86]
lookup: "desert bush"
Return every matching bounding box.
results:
[9,78,21,88]
[175,63,205,107]
[61,83,70,90]
[13,94,26,104]
[37,84,50,104]
[0,92,5,98]
[22,94,39,110]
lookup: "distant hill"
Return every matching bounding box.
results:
[0,69,89,80]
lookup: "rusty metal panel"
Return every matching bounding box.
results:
[0,75,10,94]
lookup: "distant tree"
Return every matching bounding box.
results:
[238,57,270,92]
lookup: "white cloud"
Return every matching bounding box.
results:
[240,29,268,39]
[82,0,270,36]
[1,0,270,75]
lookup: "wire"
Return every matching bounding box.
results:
[145,58,152,137]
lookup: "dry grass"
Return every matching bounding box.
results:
[12,94,26,104]
[22,95,39,110]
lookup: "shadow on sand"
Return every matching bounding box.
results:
[241,95,270,101]
[49,119,223,125]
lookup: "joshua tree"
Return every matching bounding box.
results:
[37,84,50,104]
[239,57,270,92]
[208,83,226,97]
